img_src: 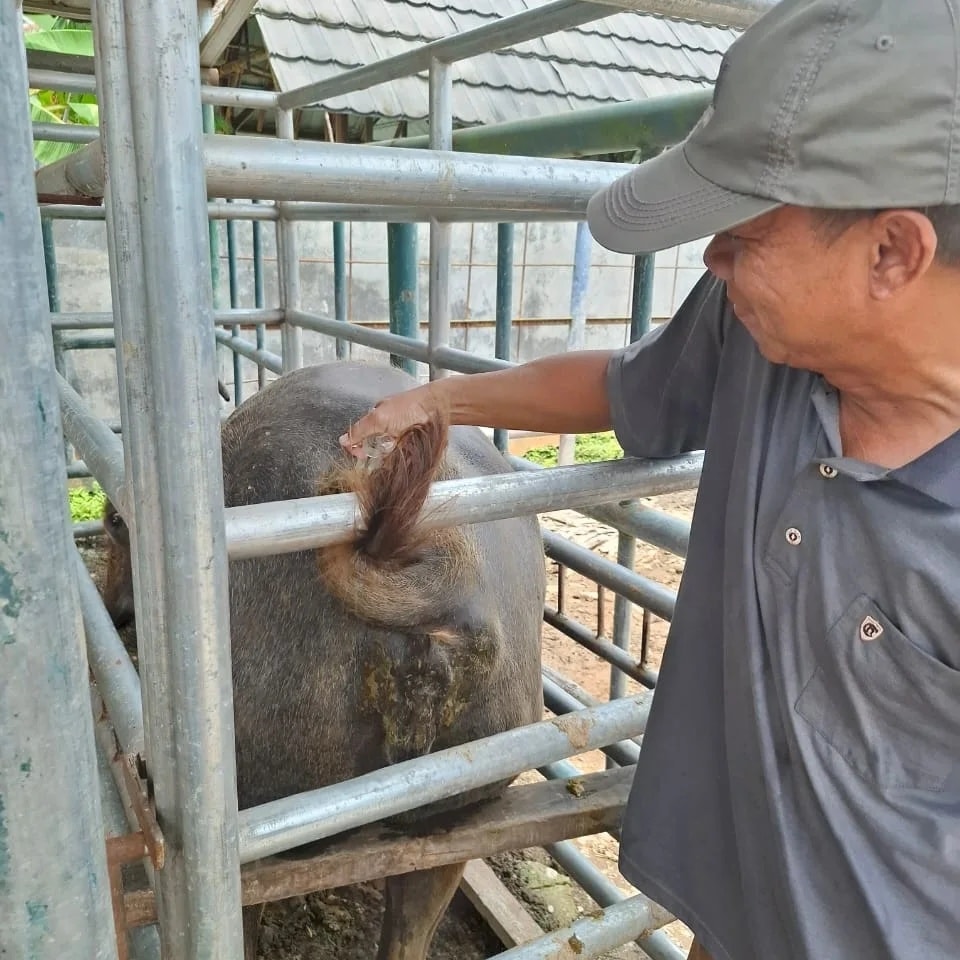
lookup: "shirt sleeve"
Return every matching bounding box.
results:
[606,271,732,458]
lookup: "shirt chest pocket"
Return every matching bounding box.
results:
[794,594,960,792]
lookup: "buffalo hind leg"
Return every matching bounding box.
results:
[242,902,265,960]
[377,861,466,960]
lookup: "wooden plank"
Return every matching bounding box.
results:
[199,0,260,67]
[123,765,632,927]
[460,859,544,948]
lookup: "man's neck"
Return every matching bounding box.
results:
[823,290,960,468]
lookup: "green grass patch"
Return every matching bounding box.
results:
[69,483,107,523]
[523,431,624,468]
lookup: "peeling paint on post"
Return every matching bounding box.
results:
[0,9,117,957]
[0,792,9,892]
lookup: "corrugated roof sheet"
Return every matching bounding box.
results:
[254,0,739,126]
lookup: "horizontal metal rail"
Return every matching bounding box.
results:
[207,201,279,221]
[543,842,685,960]
[214,329,283,374]
[542,674,640,766]
[39,202,280,221]
[386,91,712,159]
[203,137,626,210]
[32,121,99,143]
[288,309,516,374]
[238,691,652,862]
[289,309,430,363]
[276,0,627,109]
[542,528,676,621]
[509,455,693,557]
[492,892,672,960]
[72,519,104,538]
[224,456,702,559]
[51,308,283,331]
[277,201,586,223]
[35,136,627,212]
[587,0,778,27]
[39,204,106,220]
[543,606,657,688]
[27,67,278,109]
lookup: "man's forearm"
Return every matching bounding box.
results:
[433,350,614,435]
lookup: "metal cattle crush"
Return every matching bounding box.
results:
[2,1,775,958]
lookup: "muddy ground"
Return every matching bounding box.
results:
[81,489,697,960]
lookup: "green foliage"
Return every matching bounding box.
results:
[523,431,624,468]
[69,484,107,523]
[22,15,98,168]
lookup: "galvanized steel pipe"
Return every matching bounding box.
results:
[91,0,244,954]
[214,329,283,374]
[428,58,454,380]
[0,14,117,953]
[493,893,672,960]
[57,374,126,509]
[224,456,702,559]
[276,108,304,371]
[542,528,676,621]
[386,91,712,158]
[587,0,778,28]
[73,550,144,756]
[35,136,627,211]
[509,455,694,557]
[238,691,652,862]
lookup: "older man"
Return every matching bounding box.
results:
[342,1,960,958]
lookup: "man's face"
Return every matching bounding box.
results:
[702,206,868,370]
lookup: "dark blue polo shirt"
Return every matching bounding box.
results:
[607,272,960,960]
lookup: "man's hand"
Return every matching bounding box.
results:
[340,385,444,459]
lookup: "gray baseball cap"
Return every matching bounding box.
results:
[587,0,960,255]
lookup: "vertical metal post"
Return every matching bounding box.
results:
[610,252,655,703]
[41,219,61,313]
[630,254,655,341]
[226,201,243,405]
[387,222,419,376]
[0,16,117,958]
[91,1,244,956]
[252,202,267,388]
[202,105,221,305]
[428,59,453,380]
[493,222,515,453]
[277,108,304,371]
[333,220,348,360]
[42,217,72,461]
[558,221,592,465]
[609,533,637,702]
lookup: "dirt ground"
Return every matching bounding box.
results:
[81,488,697,960]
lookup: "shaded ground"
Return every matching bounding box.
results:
[81,489,697,960]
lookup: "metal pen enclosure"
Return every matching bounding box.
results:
[11,1,779,957]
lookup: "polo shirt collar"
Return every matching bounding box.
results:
[810,378,960,508]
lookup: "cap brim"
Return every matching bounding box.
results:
[587,142,780,255]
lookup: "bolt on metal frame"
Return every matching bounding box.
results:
[15,1,781,956]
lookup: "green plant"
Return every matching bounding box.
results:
[522,431,624,468]
[69,484,107,523]
[22,15,98,168]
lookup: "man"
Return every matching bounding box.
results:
[342,1,960,957]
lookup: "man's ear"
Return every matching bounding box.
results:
[867,210,938,301]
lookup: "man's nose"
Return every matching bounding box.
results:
[703,234,733,281]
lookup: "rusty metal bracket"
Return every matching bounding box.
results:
[105,833,149,960]
[115,751,165,870]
